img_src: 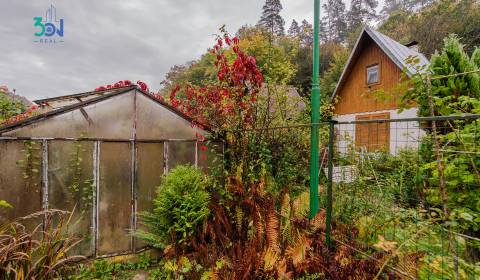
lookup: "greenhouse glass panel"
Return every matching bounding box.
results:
[47,140,95,256]
[97,142,132,255]
[167,141,196,171]
[135,142,164,250]
[135,93,199,140]
[2,92,135,139]
[0,140,43,229]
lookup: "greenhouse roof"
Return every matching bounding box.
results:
[0,85,207,136]
[33,87,132,109]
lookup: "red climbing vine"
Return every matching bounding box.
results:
[168,31,264,132]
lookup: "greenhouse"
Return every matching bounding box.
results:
[0,85,221,257]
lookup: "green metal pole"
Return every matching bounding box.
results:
[309,0,321,219]
[325,120,335,247]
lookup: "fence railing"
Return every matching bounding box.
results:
[321,114,480,279]
[242,114,480,279]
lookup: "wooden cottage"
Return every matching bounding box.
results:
[331,27,429,154]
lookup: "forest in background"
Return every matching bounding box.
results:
[159,0,480,108]
[1,1,480,279]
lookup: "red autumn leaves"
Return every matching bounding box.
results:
[94,80,149,92]
[91,33,264,133]
[169,33,264,130]
[3,105,39,125]
[89,33,264,154]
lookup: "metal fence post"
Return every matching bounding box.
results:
[325,119,336,248]
[309,0,321,219]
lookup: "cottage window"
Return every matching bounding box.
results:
[366,64,380,85]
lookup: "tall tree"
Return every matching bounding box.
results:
[257,0,286,36]
[319,19,330,43]
[347,0,378,31]
[322,0,348,43]
[288,19,300,37]
[299,20,313,47]
[381,0,402,16]
[379,0,480,57]
[382,0,434,17]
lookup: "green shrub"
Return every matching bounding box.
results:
[135,165,211,248]
[67,254,156,280]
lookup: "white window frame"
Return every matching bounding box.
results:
[366,64,380,85]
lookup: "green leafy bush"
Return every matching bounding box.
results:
[67,254,156,280]
[0,91,26,123]
[401,35,480,233]
[135,165,211,248]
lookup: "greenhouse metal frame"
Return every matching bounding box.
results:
[0,85,222,257]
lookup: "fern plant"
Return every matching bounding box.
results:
[135,165,211,248]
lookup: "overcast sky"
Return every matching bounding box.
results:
[0,0,316,100]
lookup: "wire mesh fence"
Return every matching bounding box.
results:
[242,114,480,279]
[1,112,479,277]
[322,114,480,279]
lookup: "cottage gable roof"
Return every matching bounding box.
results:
[331,27,429,100]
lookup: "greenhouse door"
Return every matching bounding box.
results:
[97,142,133,256]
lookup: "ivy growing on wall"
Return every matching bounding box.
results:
[16,140,42,190]
[67,140,95,212]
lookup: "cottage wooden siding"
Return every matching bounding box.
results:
[355,112,390,152]
[331,27,429,155]
[334,40,403,115]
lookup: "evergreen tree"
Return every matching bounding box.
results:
[347,0,378,31]
[382,0,401,15]
[379,0,480,57]
[319,19,330,43]
[322,0,348,43]
[381,0,428,17]
[257,0,286,36]
[299,20,313,47]
[288,19,300,37]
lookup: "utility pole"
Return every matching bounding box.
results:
[309,0,321,219]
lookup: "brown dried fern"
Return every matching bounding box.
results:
[285,233,312,267]
[395,252,424,280]
[234,206,243,234]
[280,192,292,245]
[253,204,265,246]
[292,191,309,218]
[309,208,326,232]
[262,247,279,272]
[266,202,280,253]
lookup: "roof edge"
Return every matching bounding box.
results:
[0,87,135,134]
[1,85,215,136]
[330,26,428,101]
[329,26,368,101]
[33,85,136,104]
[135,88,213,132]
[364,28,410,77]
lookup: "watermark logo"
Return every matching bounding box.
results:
[33,4,64,43]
